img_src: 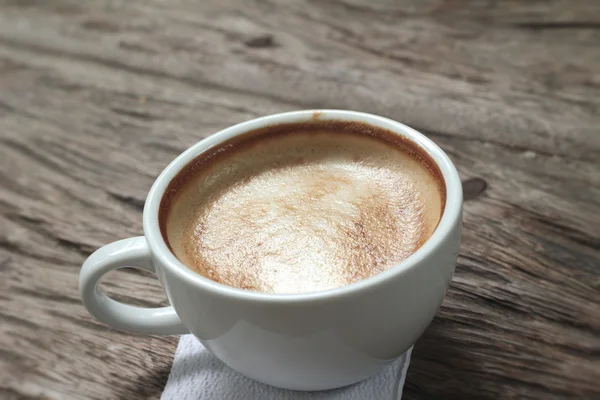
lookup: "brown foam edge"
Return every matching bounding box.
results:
[158,120,447,253]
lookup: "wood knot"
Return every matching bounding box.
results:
[462,178,487,201]
[244,34,276,48]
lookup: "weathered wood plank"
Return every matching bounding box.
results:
[1,1,599,399]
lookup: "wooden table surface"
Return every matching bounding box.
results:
[1,1,599,399]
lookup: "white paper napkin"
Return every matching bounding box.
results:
[161,335,412,400]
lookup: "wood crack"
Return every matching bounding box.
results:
[110,107,161,121]
[13,287,82,307]
[419,127,594,163]
[5,213,94,257]
[0,36,311,109]
[513,21,600,30]
[107,192,145,213]
[502,200,599,250]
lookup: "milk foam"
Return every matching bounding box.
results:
[161,124,445,294]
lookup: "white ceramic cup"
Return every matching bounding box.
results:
[80,110,462,391]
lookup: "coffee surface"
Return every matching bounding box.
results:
[160,121,445,294]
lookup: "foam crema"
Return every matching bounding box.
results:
[160,121,446,294]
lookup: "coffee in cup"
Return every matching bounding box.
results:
[159,120,445,294]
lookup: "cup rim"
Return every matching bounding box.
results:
[143,110,462,303]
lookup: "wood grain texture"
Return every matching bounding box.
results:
[0,0,598,399]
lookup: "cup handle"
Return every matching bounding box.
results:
[79,236,189,335]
